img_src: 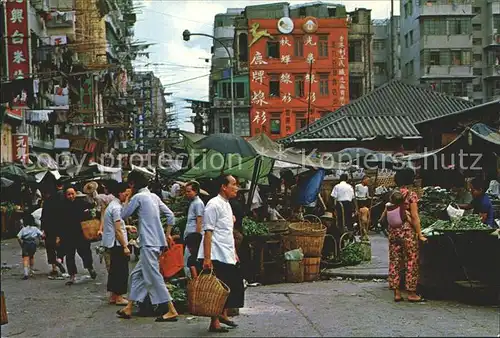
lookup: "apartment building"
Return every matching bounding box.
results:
[372,16,401,88]
[400,0,500,103]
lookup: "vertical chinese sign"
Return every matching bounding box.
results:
[4,0,31,82]
[12,134,28,164]
[337,35,349,106]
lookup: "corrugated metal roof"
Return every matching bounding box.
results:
[282,80,477,144]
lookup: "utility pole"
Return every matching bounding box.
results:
[306,61,313,131]
[390,0,395,80]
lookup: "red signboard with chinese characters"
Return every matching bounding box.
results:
[4,0,31,82]
[12,134,28,163]
[248,18,349,139]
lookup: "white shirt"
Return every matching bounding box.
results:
[197,194,236,265]
[102,198,127,248]
[355,184,370,200]
[170,183,180,198]
[268,206,284,221]
[331,181,355,202]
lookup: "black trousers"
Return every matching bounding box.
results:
[64,238,93,276]
[212,260,245,309]
[335,200,354,231]
[45,234,58,264]
[107,246,129,295]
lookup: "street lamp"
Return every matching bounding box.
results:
[183,29,235,134]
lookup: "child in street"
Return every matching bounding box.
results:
[17,214,44,280]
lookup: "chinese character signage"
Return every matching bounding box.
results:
[12,133,28,163]
[337,35,348,106]
[4,0,31,81]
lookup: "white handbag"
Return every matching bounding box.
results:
[446,203,464,221]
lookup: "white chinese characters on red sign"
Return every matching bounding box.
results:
[5,0,30,83]
[338,35,347,106]
[12,134,28,164]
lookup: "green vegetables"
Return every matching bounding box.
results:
[419,213,438,229]
[339,242,364,266]
[166,283,187,303]
[420,187,456,218]
[431,215,490,231]
[242,217,269,237]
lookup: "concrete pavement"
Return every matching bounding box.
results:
[323,234,389,280]
[1,238,498,337]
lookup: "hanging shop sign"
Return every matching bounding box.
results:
[4,0,31,81]
[302,16,318,34]
[12,133,29,164]
[277,17,294,34]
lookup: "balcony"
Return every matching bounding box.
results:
[484,64,500,78]
[420,65,473,78]
[213,97,249,108]
[493,1,500,15]
[349,62,366,74]
[419,1,472,16]
[46,11,75,28]
[214,26,235,39]
[420,34,472,49]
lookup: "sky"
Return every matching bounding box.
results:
[132,0,400,132]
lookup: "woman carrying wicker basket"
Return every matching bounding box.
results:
[198,175,245,333]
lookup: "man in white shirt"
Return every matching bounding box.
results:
[331,174,355,232]
[198,175,244,333]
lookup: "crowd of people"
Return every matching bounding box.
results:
[15,170,245,333]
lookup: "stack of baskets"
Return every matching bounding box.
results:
[286,221,326,282]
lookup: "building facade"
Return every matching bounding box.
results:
[400,0,500,103]
[372,16,401,88]
[248,16,349,139]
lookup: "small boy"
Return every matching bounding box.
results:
[17,214,44,280]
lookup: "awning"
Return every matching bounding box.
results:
[469,123,500,146]
[399,129,467,161]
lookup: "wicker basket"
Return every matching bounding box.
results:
[81,219,101,241]
[288,222,326,236]
[287,222,326,256]
[303,257,321,282]
[187,270,230,317]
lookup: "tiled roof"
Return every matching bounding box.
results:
[282,80,476,144]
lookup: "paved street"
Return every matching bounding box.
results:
[1,239,498,337]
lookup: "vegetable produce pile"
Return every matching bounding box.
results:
[242,217,269,237]
[419,187,455,218]
[419,213,438,229]
[166,283,187,304]
[431,214,490,231]
[339,242,364,266]
[169,199,190,214]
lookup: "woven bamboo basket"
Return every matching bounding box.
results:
[81,219,101,241]
[287,222,326,256]
[187,270,230,317]
[303,257,321,282]
[1,291,7,325]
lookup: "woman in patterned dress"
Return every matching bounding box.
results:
[387,168,427,303]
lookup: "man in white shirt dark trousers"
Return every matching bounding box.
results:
[331,174,355,232]
[116,171,179,322]
[183,181,204,277]
[198,175,244,333]
[101,180,130,306]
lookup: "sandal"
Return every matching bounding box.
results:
[219,317,238,327]
[116,310,131,319]
[394,297,404,302]
[155,316,178,322]
[209,326,229,333]
[408,297,426,303]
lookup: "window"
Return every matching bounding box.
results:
[409,30,414,45]
[450,50,471,66]
[430,51,441,65]
[270,113,281,135]
[408,0,413,16]
[472,6,481,14]
[494,16,500,32]
[473,83,482,92]
[294,37,303,57]
[319,73,329,96]
[269,74,280,97]
[267,41,279,58]
[238,33,248,62]
[472,38,482,46]
[348,40,362,62]
[422,18,446,35]
[473,53,482,62]
[405,34,409,48]
[299,7,306,17]
[234,83,245,98]
[473,67,482,76]
[448,18,471,35]
[222,83,231,98]
[374,62,387,75]
[328,7,336,17]
[216,19,224,27]
[373,40,385,50]
[295,112,306,130]
[294,75,305,97]
[349,77,363,100]
[472,24,481,31]
[318,36,328,58]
